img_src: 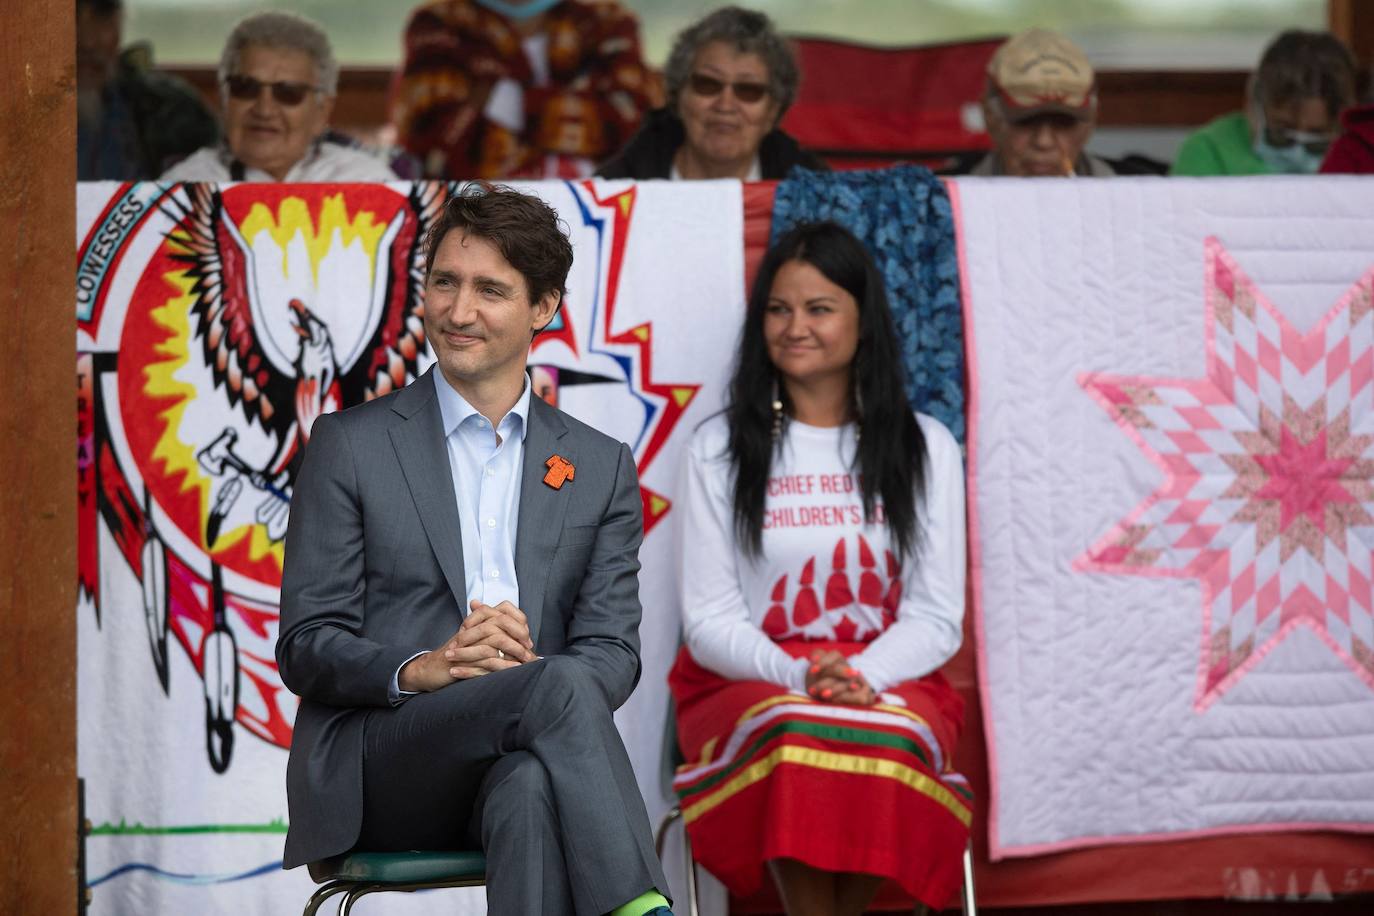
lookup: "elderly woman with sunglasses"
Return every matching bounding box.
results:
[597,6,826,181]
[162,11,395,182]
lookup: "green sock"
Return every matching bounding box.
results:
[608,888,671,916]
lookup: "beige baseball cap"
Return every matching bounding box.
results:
[987,28,1096,121]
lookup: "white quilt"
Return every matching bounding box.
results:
[956,176,1374,859]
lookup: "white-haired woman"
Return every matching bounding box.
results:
[162,10,395,181]
[597,6,825,181]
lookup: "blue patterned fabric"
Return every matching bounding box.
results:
[770,165,965,444]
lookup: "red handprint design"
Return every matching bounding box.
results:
[763,573,789,637]
[765,534,903,642]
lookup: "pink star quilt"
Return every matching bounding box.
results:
[953,177,1374,858]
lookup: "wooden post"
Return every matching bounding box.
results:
[1330,0,1374,73]
[0,1,77,914]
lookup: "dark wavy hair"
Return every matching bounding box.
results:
[423,181,573,309]
[726,221,927,560]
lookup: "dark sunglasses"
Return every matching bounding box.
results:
[224,74,320,106]
[1262,125,1332,156]
[687,73,770,103]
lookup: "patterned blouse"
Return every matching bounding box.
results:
[392,0,657,179]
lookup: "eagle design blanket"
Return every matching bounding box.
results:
[76,179,743,914]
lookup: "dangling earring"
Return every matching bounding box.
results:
[771,378,784,442]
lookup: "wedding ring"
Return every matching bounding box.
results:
[498,649,505,660]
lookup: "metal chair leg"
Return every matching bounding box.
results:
[653,805,678,859]
[340,883,383,916]
[302,879,351,916]
[960,844,977,916]
[681,815,699,916]
[653,805,699,916]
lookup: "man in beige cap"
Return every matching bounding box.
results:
[972,28,1114,177]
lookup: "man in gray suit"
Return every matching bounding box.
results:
[276,183,673,916]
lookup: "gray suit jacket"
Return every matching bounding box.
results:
[276,367,645,870]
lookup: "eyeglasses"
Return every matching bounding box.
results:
[687,73,770,104]
[1262,125,1333,156]
[224,74,320,106]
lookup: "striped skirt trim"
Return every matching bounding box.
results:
[679,738,974,829]
[668,644,973,906]
[676,696,957,785]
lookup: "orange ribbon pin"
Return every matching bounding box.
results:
[543,454,575,489]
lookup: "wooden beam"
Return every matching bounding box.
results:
[0,1,77,914]
[1330,0,1374,71]
[1095,70,1247,128]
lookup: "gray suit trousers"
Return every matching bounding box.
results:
[357,654,667,916]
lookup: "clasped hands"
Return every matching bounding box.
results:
[805,649,876,706]
[398,599,537,693]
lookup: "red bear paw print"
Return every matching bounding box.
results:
[763,535,903,641]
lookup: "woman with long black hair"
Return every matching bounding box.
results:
[669,222,971,915]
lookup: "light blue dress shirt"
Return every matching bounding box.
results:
[435,369,530,609]
[390,370,532,702]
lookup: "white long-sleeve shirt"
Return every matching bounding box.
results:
[678,412,966,694]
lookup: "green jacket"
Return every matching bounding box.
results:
[1171,111,1270,176]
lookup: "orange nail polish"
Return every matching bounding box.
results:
[821,687,833,699]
